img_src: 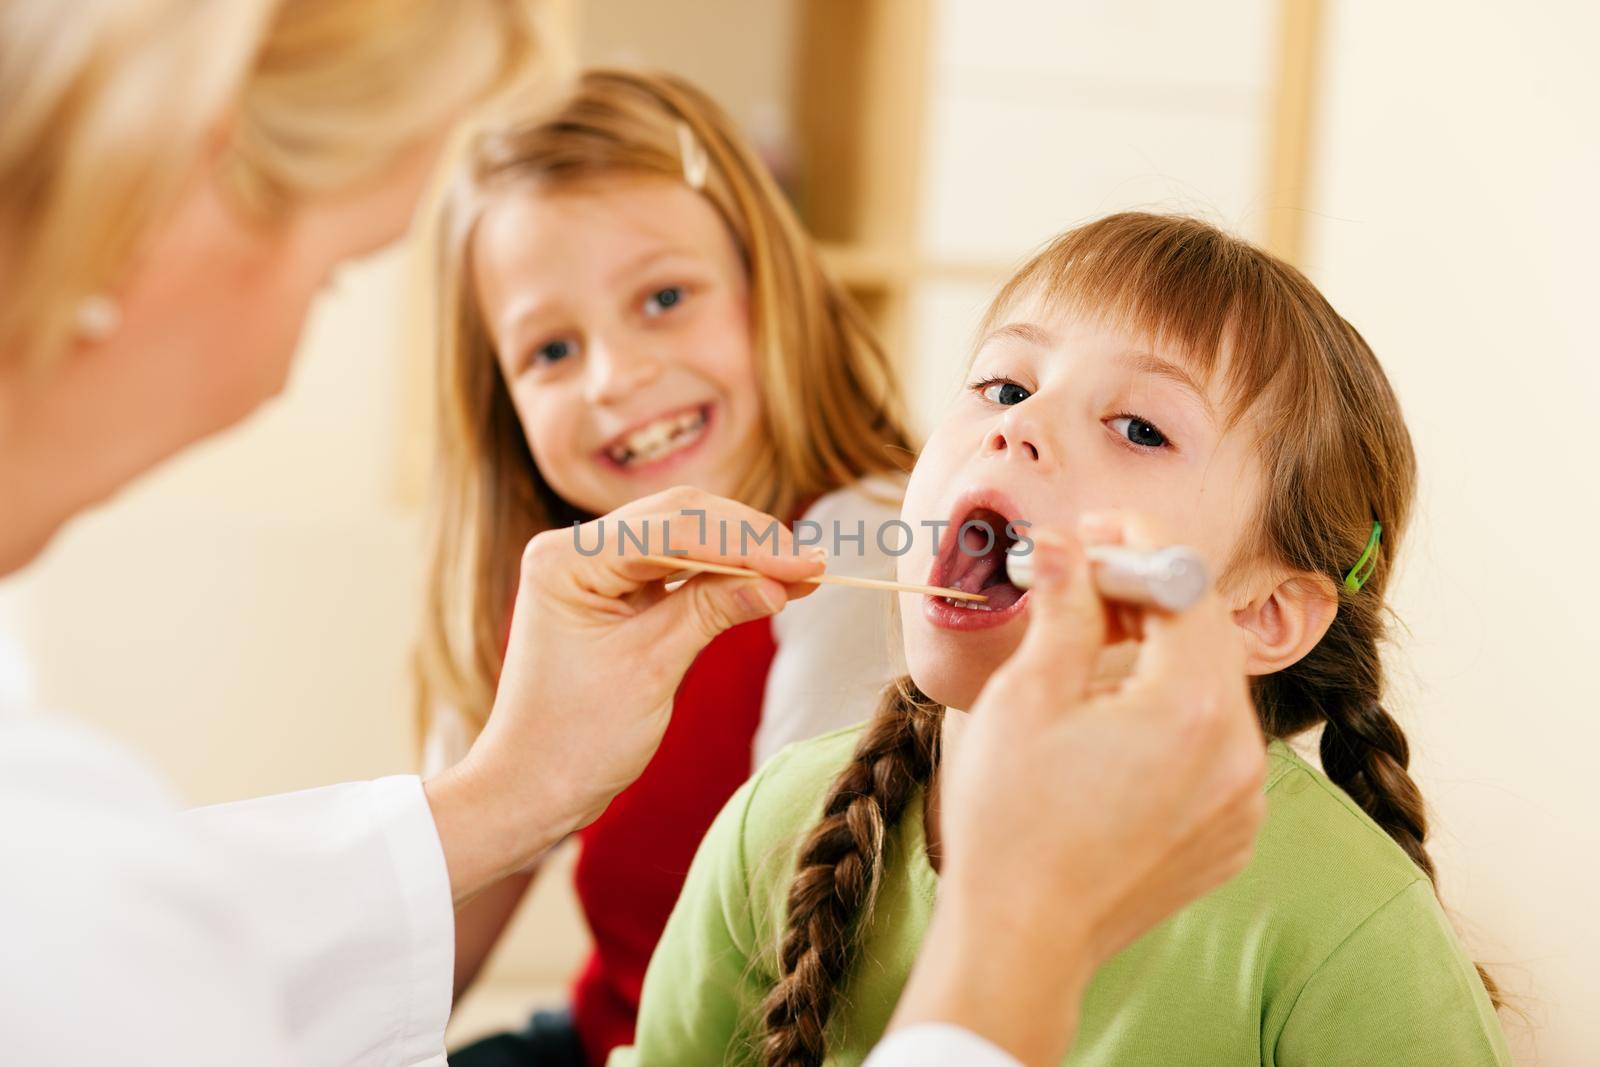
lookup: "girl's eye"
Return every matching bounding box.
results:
[531,338,578,368]
[979,380,1031,406]
[1108,414,1169,449]
[643,286,687,317]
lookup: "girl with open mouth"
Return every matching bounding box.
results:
[615,213,1509,1067]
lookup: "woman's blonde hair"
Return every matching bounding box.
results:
[0,0,546,370]
[416,68,914,740]
[759,213,1499,1067]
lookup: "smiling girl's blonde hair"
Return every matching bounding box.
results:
[759,212,1499,1067]
[0,0,545,371]
[416,69,913,740]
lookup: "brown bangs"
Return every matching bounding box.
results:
[981,212,1326,436]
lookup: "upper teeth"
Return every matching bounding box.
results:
[608,409,707,466]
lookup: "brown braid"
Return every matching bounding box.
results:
[758,679,944,1067]
[1255,597,1504,1007]
[1321,704,1430,874]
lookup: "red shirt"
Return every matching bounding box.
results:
[568,616,777,1066]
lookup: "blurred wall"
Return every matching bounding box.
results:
[1306,3,1600,1061]
[906,0,1276,423]
[577,0,796,155]
[0,251,422,803]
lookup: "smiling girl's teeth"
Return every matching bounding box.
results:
[607,408,707,466]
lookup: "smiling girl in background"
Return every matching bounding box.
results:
[615,213,1510,1066]
[416,70,914,1066]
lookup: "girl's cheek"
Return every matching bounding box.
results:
[526,396,577,471]
[723,333,761,392]
[697,296,758,379]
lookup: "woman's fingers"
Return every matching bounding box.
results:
[1082,509,1245,684]
[465,487,826,884]
[1043,510,1253,765]
[611,486,823,576]
[1077,511,1141,643]
[1082,641,1140,698]
[635,572,790,661]
[516,487,823,666]
[550,487,825,601]
[1006,533,1108,703]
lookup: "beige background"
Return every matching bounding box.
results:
[1,1,1596,1062]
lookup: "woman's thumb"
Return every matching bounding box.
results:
[1011,534,1107,699]
[645,573,788,664]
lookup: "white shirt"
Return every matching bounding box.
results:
[755,472,910,764]
[0,660,1015,1067]
[866,1025,1023,1067]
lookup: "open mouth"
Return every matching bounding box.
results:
[928,501,1028,620]
[599,404,711,470]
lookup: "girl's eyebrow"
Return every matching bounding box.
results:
[980,321,1055,348]
[499,296,559,353]
[979,323,1216,422]
[1115,349,1216,421]
[605,246,693,287]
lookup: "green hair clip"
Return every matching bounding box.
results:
[1344,521,1383,593]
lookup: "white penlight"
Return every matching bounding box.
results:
[1006,543,1209,612]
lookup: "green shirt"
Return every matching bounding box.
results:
[611,726,1508,1066]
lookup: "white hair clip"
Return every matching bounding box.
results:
[73,293,122,344]
[676,121,709,191]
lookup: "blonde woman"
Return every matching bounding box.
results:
[0,4,828,1064]
[0,5,1268,1067]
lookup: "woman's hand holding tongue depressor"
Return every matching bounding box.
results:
[890,512,1266,1067]
[425,487,824,906]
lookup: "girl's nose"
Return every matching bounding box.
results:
[985,409,1055,469]
[584,337,663,405]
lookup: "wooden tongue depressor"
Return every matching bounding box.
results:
[634,554,989,601]
[635,544,1210,610]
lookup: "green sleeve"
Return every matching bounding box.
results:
[607,774,773,1067]
[1274,879,1510,1066]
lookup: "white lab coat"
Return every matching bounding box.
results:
[1,704,452,1066]
[0,651,1017,1067]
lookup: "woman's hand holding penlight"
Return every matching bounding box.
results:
[424,487,823,906]
[891,514,1266,1066]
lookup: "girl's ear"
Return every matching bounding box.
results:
[1230,572,1339,676]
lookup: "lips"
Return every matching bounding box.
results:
[924,490,1030,631]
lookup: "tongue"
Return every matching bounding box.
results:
[951,551,1001,594]
[978,579,1024,610]
[946,542,1027,610]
